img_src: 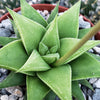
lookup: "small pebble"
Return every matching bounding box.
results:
[0,74,8,82]
[0,89,11,95]
[43,10,49,16]
[79,16,91,29]
[1,19,13,31]
[88,49,94,53]
[0,10,5,18]
[12,88,23,97]
[93,47,100,54]
[0,23,3,28]
[8,95,18,100]
[0,68,8,75]
[82,92,86,100]
[94,79,100,88]
[89,78,98,84]
[93,89,100,100]
[46,14,50,20]
[88,96,92,100]
[6,87,15,94]
[58,12,64,16]
[91,36,95,40]
[81,86,87,94]
[0,28,11,37]
[1,95,9,100]
[19,97,24,100]
[88,89,93,96]
[17,11,21,15]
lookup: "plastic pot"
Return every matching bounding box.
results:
[0,4,100,39]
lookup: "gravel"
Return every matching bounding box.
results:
[8,95,18,100]
[1,19,13,31]
[0,23,3,27]
[1,95,9,100]
[79,15,91,29]
[93,89,100,100]
[93,47,100,54]
[93,79,100,88]
[0,28,11,37]
[89,78,98,84]
[88,96,92,100]
[0,69,9,82]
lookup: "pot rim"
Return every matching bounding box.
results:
[0,4,100,39]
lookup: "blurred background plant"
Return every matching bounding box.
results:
[0,0,20,10]
[0,0,100,23]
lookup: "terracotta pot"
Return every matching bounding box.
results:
[0,4,100,39]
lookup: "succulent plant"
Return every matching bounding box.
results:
[0,0,100,100]
[0,0,20,11]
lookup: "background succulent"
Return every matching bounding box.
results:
[0,0,100,100]
[0,0,20,11]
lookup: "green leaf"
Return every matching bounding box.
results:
[0,36,17,46]
[0,72,25,89]
[24,93,27,100]
[78,28,91,39]
[0,40,34,76]
[47,2,59,24]
[39,16,60,55]
[38,65,72,100]
[20,0,47,27]
[59,38,100,64]
[7,8,46,55]
[79,79,94,91]
[10,19,20,38]
[70,53,100,80]
[58,1,80,38]
[18,50,50,72]
[45,91,56,100]
[88,52,100,61]
[27,76,50,100]
[72,81,85,100]
[42,53,60,64]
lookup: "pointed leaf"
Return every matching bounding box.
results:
[39,42,49,56]
[10,19,20,38]
[79,79,94,91]
[58,1,80,38]
[0,40,34,76]
[39,16,60,55]
[0,72,25,89]
[42,53,60,64]
[38,65,72,100]
[24,93,27,100]
[27,76,50,100]
[59,38,100,63]
[20,0,47,27]
[7,8,46,55]
[47,2,59,24]
[45,91,56,100]
[18,50,50,72]
[88,52,100,61]
[70,53,100,80]
[78,28,91,39]
[72,81,85,100]
[0,36,17,46]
